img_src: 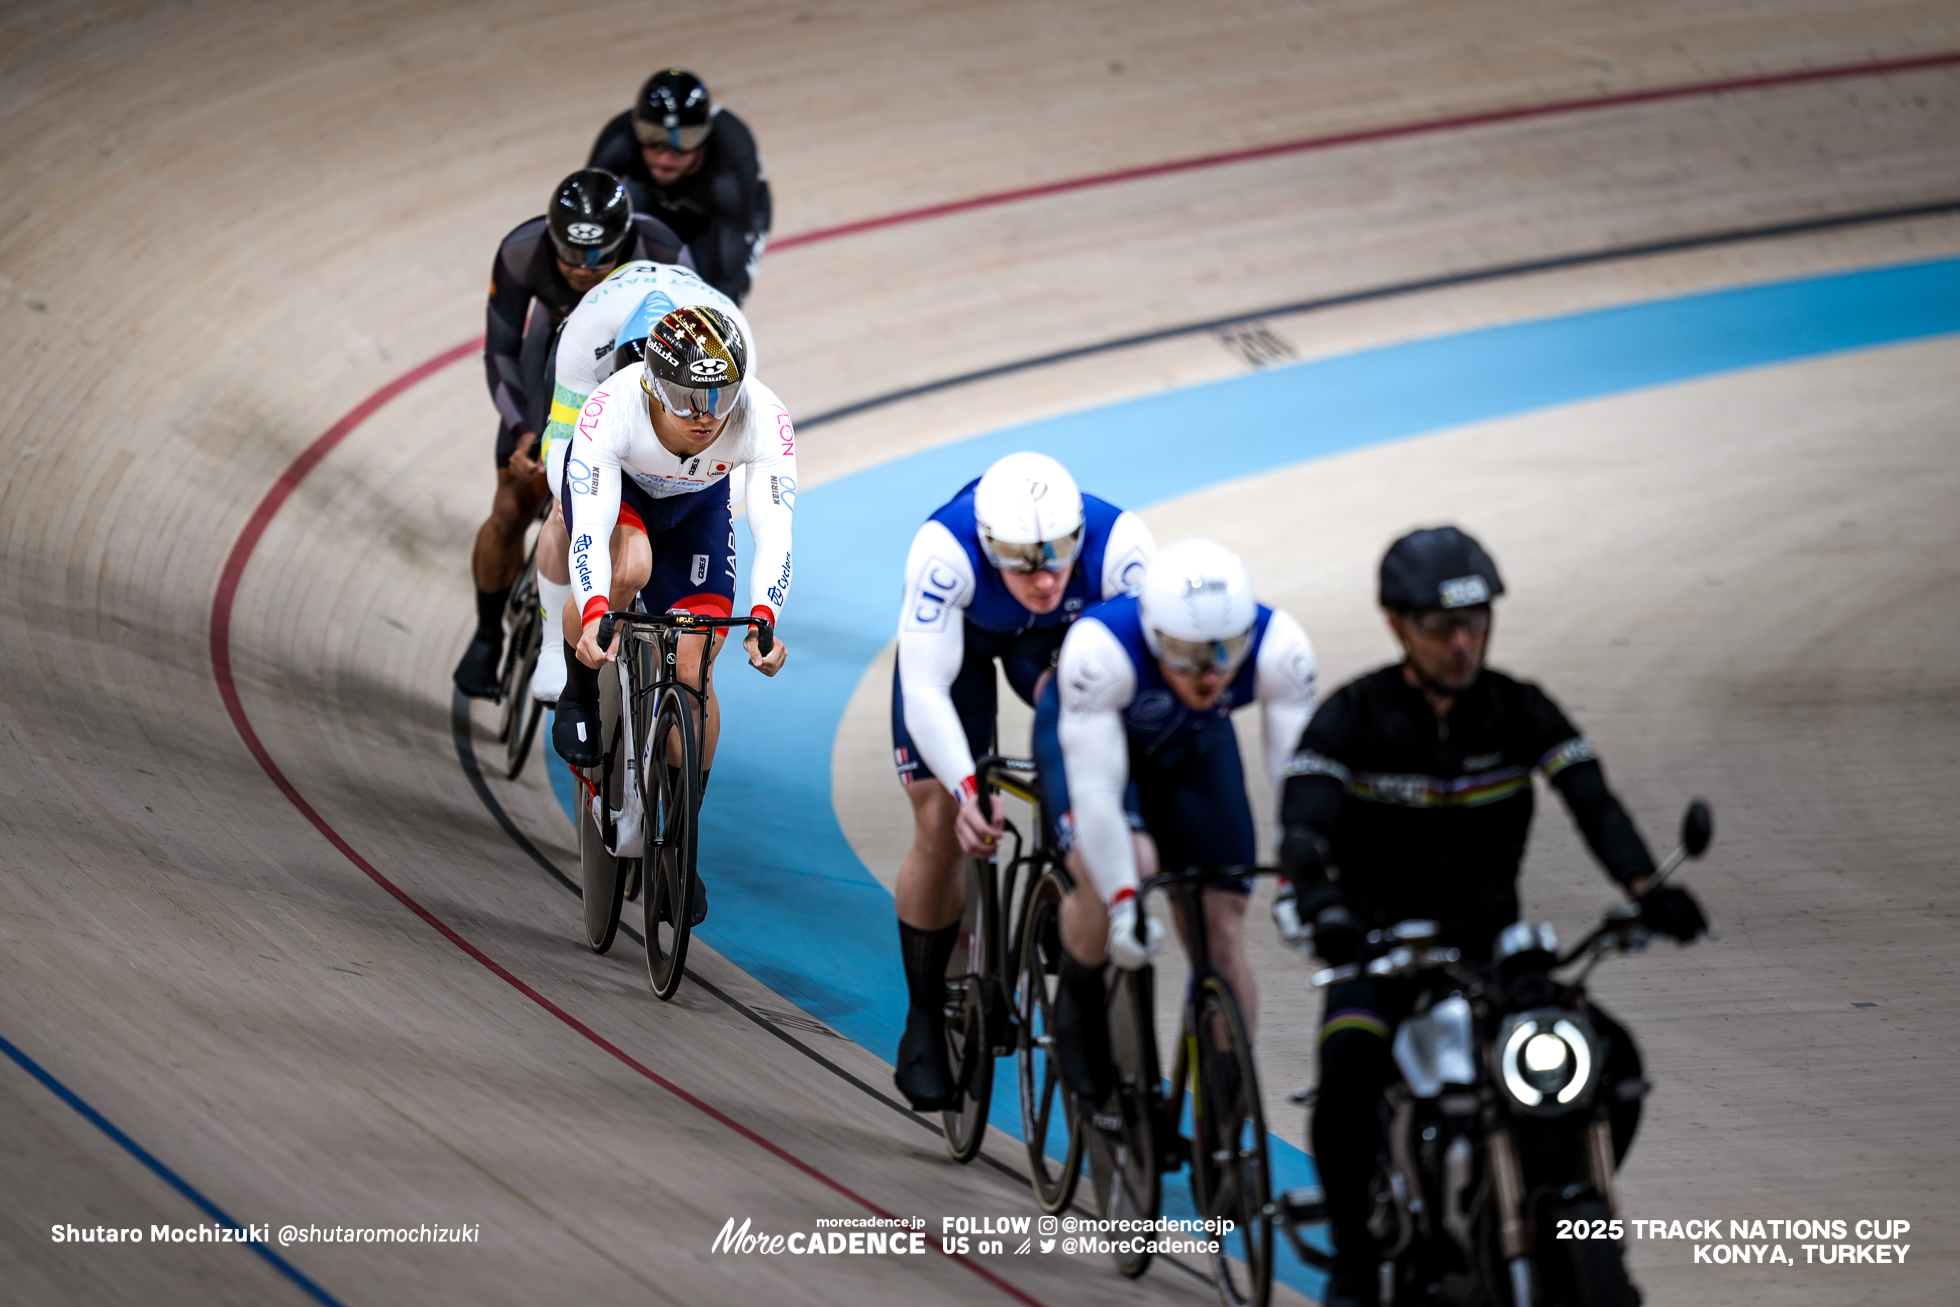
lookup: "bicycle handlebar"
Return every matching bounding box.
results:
[597,609,774,658]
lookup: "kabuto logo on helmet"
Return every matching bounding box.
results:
[1438,575,1492,608]
[689,358,730,380]
[566,222,607,244]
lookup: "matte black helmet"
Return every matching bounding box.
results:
[636,305,749,419]
[547,169,632,269]
[632,69,716,152]
[1379,526,1505,610]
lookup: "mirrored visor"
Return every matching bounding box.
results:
[645,371,745,420]
[632,118,713,153]
[978,526,1083,576]
[1155,628,1253,675]
[551,233,626,270]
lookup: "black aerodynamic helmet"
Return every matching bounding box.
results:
[632,69,716,152]
[636,305,749,419]
[1379,526,1506,610]
[547,169,633,269]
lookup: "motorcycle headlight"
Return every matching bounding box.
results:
[1495,1011,1598,1115]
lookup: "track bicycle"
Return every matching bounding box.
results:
[933,755,1027,1162]
[492,501,551,780]
[1046,863,1280,1305]
[571,606,772,1000]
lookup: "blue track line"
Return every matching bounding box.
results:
[0,1031,347,1306]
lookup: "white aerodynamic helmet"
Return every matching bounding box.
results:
[972,451,1086,575]
[1138,539,1258,674]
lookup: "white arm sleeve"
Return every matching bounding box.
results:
[896,522,978,795]
[740,382,796,620]
[1099,511,1157,597]
[1056,619,1141,904]
[1253,609,1319,791]
[565,419,623,627]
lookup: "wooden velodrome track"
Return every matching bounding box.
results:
[5,1,1959,1303]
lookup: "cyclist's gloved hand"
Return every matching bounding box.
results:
[1310,905,1366,967]
[1638,884,1708,942]
[1271,886,1312,955]
[1279,824,1329,885]
[1106,894,1164,971]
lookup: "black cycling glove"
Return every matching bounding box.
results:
[1638,884,1708,941]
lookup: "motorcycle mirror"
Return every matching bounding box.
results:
[1682,800,1713,858]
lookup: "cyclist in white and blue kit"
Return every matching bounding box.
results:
[1035,539,1318,1101]
[890,452,1153,1110]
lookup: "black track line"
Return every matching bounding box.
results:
[797,197,1960,430]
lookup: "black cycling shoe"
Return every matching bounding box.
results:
[1322,1261,1380,1307]
[552,698,602,768]
[688,867,708,926]
[894,1005,959,1111]
[1054,954,1113,1103]
[452,634,503,698]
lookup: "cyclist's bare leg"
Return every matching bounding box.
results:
[668,628,728,770]
[895,783,963,930]
[1180,889,1256,1039]
[473,461,549,592]
[1059,834,1159,963]
[562,524,651,651]
[537,500,570,586]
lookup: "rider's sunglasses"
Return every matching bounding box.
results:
[978,527,1084,576]
[1156,629,1253,677]
[1403,604,1492,638]
[552,238,624,271]
[642,371,744,420]
[632,119,712,153]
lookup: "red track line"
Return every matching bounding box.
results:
[769,47,1960,252]
[208,343,1048,1307]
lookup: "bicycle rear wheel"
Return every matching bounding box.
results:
[1188,974,1273,1307]
[1015,864,1081,1212]
[1085,964,1161,1279]
[577,660,626,954]
[642,684,698,1000]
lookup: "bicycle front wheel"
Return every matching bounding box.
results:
[1189,973,1273,1307]
[577,661,626,954]
[1086,965,1160,1279]
[642,685,699,1000]
[940,856,994,1162]
[1015,864,1081,1212]
[497,583,544,775]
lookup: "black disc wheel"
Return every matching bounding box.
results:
[940,857,994,1162]
[642,685,699,1001]
[1188,975,1273,1307]
[1085,966,1160,1279]
[577,662,627,954]
[1015,864,1081,1213]
[498,576,544,779]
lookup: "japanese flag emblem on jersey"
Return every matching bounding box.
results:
[711,461,730,476]
[691,554,709,584]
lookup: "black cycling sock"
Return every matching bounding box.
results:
[1059,949,1106,1012]
[563,640,599,709]
[898,920,959,1019]
[698,767,710,797]
[475,585,511,641]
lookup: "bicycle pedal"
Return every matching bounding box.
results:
[1279,1185,1328,1223]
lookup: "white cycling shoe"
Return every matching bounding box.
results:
[530,636,566,704]
[598,770,645,858]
